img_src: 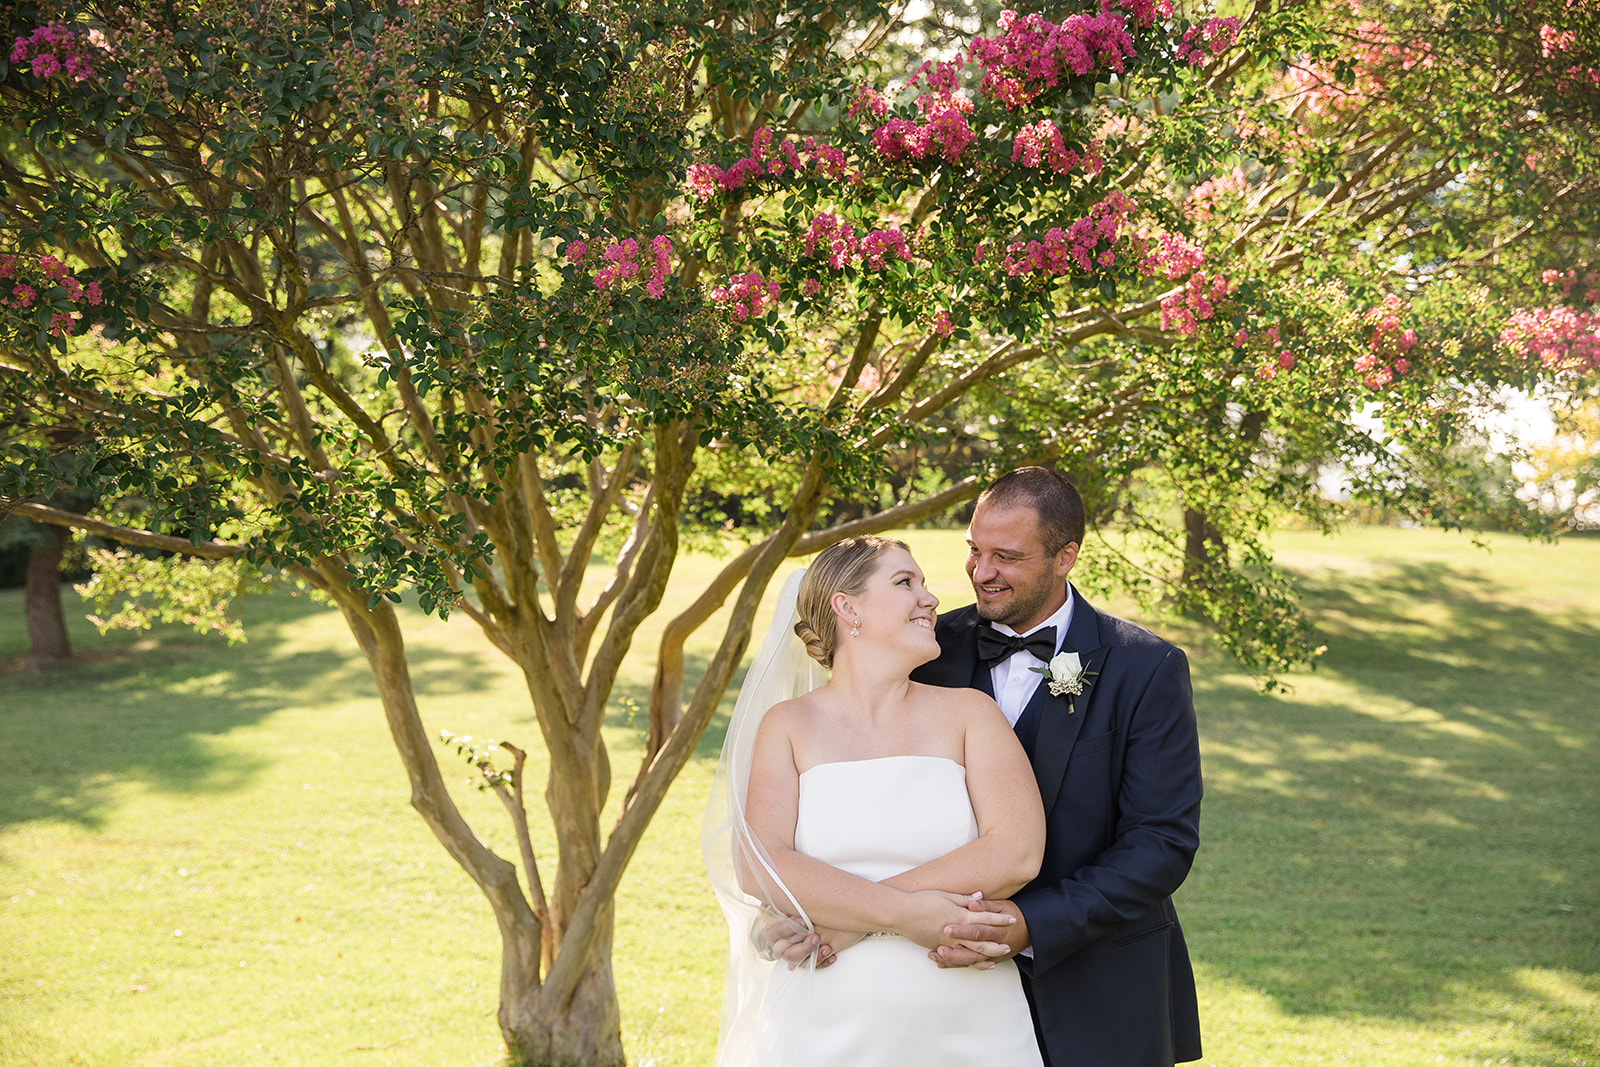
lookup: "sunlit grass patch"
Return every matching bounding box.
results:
[2,526,1596,1065]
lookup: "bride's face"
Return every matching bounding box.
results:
[838,547,940,662]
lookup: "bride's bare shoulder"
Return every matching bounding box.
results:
[910,679,992,706]
[910,681,1005,721]
[753,688,831,741]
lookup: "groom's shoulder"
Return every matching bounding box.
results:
[1087,600,1183,659]
[932,603,981,643]
[913,604,980,688]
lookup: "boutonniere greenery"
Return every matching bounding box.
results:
[1030,651,1098,714]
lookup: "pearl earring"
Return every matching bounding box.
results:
[850,618,860,638]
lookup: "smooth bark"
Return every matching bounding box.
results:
[23,522,71,672]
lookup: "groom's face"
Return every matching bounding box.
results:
[965,501,1077,632]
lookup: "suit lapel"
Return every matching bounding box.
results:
[932,601,1111,818]
[923,608,994,696]
[971,651,996,698]
[1028,585,1108,817]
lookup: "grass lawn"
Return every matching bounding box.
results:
[2,525,1597,1066]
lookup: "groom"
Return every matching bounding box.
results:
[912,467,1203,1067]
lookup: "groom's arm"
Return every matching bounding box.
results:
[1017,645,1200,971]
[938,644,1202,972]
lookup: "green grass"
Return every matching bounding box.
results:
[1,527,1597,1066]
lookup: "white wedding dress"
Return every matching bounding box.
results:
[764,754,1044,1066]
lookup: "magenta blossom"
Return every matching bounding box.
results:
[710,272,780,322]
[1175,17,1241,67]
[1139,231,1206,280]
[1501,306,1600,373]
[11,22,99,83]
[969,10,1138,109]
[1159,272,1233,334]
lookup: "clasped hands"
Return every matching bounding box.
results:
[762,892,1027,972]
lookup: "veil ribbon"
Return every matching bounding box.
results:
[702,568,824,1067]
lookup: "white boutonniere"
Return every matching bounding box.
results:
[1030,651,1098,714]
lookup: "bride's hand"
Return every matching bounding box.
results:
[894,890,1014,951]
[811,926,864,969]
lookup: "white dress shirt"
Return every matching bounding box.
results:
[986,590,1076,726]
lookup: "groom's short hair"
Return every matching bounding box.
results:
[979,467,1086,556]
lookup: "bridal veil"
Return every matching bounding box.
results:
[701,568,823,1067]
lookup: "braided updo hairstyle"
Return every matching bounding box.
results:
[794,536,910,670]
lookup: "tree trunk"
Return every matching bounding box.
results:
[506,917,624,1067]
[1181,506,1226,587]
[24,523,71,672]
[1182,409,1267,589]
[328,586,625,1067]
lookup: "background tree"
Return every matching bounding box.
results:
[2,0,1596,1062]
[0,508,76,669]
[0,419,98,670]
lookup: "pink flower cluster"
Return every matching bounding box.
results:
[871,89,976,164]
[1501,306,1600,374]
[1535,20,1600,90]
[910,56,964,95]
[590,239,642,290]
[1256,349,1297,381]
[1138,231,1206,280]
[643,236,673,298]
[10,23,99,82]
[1002,192,1137,276]
[1289,19,1436,118]
[968,9,1138,109]
[1159,272,1233,334]
[847,84,891,122]
[1010,121,1105,176]
[1541,23,1577,58]
[1175,16,1241,66]
[860,228,913,270]
[804,214,858,269]
[1,253,103,337]
[685,128,853,200]
[1355,295,1418,389]
[1355,19,1434,72]
[710,272,781,323]
[1542,267,1600,304]
[35,255,101,304]
[1109,0,1174,29]
[572,235,674,299]
[802,215,913,271]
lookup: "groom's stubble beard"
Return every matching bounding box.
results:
[971,571,1063,632]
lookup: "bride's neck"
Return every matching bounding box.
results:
[825,656,916,724]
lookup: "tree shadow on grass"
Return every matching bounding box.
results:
[1187,558,1600,1060]
[0,589,501,838]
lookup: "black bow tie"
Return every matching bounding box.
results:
[976,625,1057,664]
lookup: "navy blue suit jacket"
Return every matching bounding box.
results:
[910,588,1203,1066]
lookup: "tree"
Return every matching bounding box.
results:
[0,418,97,670]
[2,0,1596,1061]
[1515,392,1600,529]
[1,512,72,668]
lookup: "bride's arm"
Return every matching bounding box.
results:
[880,691,1045,900]
[744,704,1016,950]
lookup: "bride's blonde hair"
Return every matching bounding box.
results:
[794,536,909,669]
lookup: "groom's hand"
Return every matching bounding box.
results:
[930,898,1029,970]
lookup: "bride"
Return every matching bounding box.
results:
[703,536,1047,1066]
